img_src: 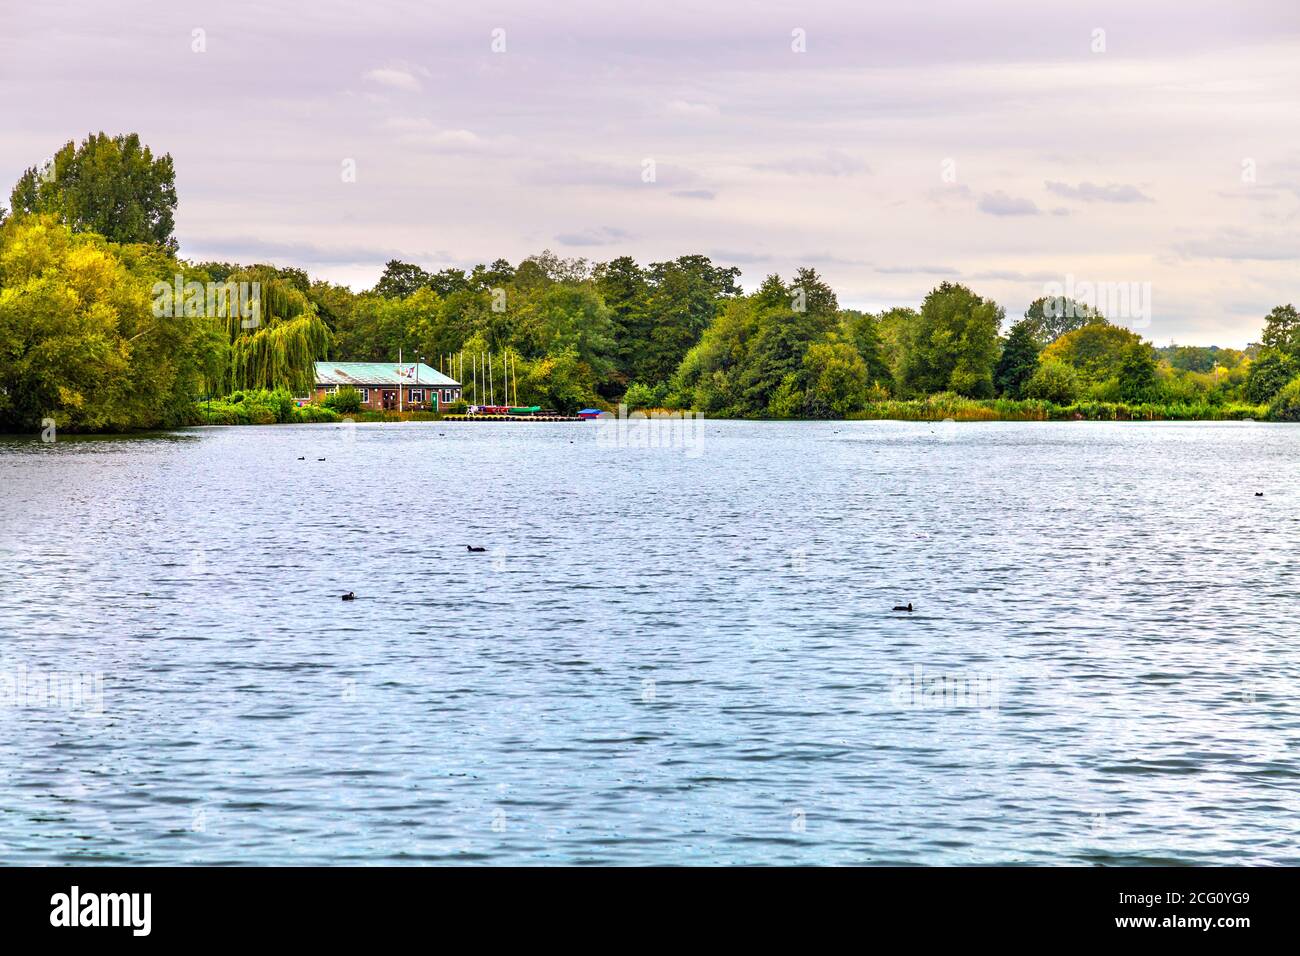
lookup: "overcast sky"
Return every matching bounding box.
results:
[3,0,1299,345]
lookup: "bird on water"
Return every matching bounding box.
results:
[892,602,913,612]
[466,545,487,553]
[341,591,356,601]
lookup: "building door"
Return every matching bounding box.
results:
[383,390,397,409]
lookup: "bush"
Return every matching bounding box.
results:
[1025,360,1081,404]
[623,381,669,410]
[1247,349,1295,404]
[195,388,340,426]
[1268,375,1300,421]
[294,404,341,423]
[324,386,363,414]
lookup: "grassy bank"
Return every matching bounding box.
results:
[193,390,341,426]
[845,394,1266,422]
[191,390,454,426]
[191,389,1268,427]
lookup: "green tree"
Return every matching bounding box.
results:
[767,373,804,419]
[1024,359,1081,404]
[1259,304,1300,355]
[1024,295,1102,344]
[900,282,1002,397]
[1165,345,1217,373]
[593,255,648,378]
[371,259,432,299]
[1267,374,1300,421]
[0,215,204,430]
[735,273,837,416]
[515,347,600,412]
[1245,348,1295,404]
[636,255,740,385]
[524,283,617,379]
[471,258,516,289]
[670,296,760,416]
[1116,342,1160,403]
[841,310,894,392]
[10,133,178,251]
[993,318,1042,398]
[1042,321,1143,387]
[803,340,869,417]
[875,307,918,386]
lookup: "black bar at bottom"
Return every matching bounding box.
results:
[0,866,1282,943]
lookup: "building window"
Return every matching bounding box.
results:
[409,389,424,404]
[358,388,369,403]
[324,386,337,396]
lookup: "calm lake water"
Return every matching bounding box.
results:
[1,419,1297,865]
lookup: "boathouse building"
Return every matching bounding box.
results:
[310,361,462,411]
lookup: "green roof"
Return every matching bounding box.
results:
[314,361,459,387]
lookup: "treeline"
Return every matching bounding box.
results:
[1,132,1297,431]
[324,258,1284,420]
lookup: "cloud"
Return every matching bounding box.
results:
[1045,180,1153,203]
[362,66,424,92]
[382,119,495,152]
[977,191,1040,216]
[756,149,869,177]
[180,236,427,266]
[1216,182,1300,201]
[709,249,775,265]
[524,159,699,189]
[554,226,632,247]
[670,189,716,200]
[666,100,719,118]
[876,264,959,275]
[1175,228,1300,261]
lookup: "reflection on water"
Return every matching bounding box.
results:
[0,420,1297,864]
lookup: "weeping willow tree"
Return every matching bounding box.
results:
[197,265,331,395]
[230,316,330,393]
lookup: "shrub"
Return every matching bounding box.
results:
[294,404,341,423]
[1268,375,1300,422]
[624,381,669,410]
[324,387,363,414]
[1025,360,1081,404]
[195,388,339,425]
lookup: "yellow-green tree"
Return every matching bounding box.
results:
[0,216,201,430]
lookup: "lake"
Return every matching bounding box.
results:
[0,419,1297,864]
